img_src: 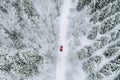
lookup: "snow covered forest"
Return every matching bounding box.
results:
[0,0,120,80]
[0,0,60,80]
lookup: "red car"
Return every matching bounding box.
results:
[60,45,63,52]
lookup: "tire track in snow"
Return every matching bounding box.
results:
[56,0,71,80]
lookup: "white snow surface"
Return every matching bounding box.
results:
[56,0,72,80]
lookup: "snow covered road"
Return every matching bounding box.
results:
[56,0,72,80]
